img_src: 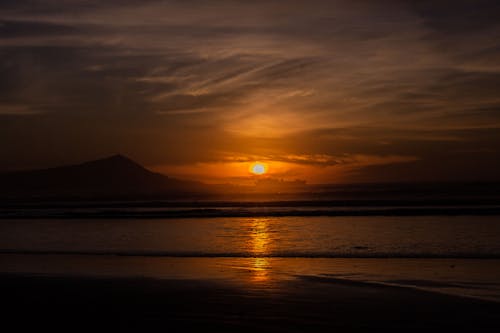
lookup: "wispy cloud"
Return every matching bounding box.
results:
[0,0,499,181]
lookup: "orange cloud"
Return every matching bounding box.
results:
[150,153,418,184]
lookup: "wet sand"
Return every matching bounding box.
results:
[2,273,499,332]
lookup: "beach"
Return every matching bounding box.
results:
[3,271,500,332]
[2,254,500,332]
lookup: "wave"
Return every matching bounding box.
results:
[2,249,500,258]
[2,206,500,218]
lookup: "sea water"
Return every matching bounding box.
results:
[1,215,500,301]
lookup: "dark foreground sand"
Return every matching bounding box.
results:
[2,274,499,332]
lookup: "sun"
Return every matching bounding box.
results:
[250,162,267,175]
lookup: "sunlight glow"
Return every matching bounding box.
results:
[250,162,267,175]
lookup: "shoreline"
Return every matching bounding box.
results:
[2,272,500,332]
[2,255,500,303]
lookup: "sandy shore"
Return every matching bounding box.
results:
[2,273,499,332]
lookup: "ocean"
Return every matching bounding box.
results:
[1,215,500,258]
[1,211,500,302]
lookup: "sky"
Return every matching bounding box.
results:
[1,0,499,184]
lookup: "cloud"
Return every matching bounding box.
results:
[218,152,418,167]
[0,0,499,182]
[0,103,43,115]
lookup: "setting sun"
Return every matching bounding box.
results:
[250,162,267,175]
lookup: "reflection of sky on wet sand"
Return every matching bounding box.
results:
[251,257,270,283]
[2,255,500,301]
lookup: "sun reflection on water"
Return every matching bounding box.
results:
[250,218,270,255]
[249,218,271,282]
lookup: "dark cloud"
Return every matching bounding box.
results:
[410,0,500,33]
[0,20,78,38]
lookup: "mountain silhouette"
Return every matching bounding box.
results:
[0,154,207,199]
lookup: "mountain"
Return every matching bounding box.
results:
[0,154,207,199]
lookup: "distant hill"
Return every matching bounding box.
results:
[2,155,499,202]
[0,154,207,199]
